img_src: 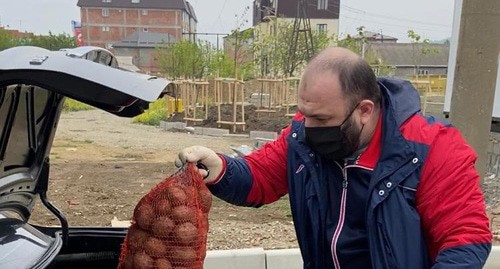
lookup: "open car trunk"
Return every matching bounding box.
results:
[0,46,171,268]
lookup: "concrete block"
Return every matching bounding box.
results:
[222,134,250,138]
[203,127,230,137]
[266,248,303,269]
[250,131,278,140]
[161,122,179,131]
[159,121,167,129]
[194,127,204,135]
[204,248,266,269]
[484,246,500,269]
[173,122,187,130]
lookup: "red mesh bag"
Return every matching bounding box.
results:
[118,163,212,269]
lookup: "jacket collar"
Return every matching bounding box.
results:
[369,78,421,190]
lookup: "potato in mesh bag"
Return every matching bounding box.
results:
[118,163,212,269]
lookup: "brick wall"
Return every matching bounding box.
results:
[81,7,182,45]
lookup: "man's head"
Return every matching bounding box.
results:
[298,47,381,160]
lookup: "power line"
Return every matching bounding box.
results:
[341,5,452,28]
[342,15,451,34]
[301,2,451,29]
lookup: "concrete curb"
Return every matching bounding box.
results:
[203,247,500,269]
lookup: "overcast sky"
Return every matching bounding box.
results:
[0,0,456,44]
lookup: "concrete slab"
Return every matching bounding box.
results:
[223,134,250,138]
[194,127,204,135]
[203,127,230,137]
[173,122,187,130]
[266,248,303,269]
[191,127,230,137]
[250,131,278,140]
[204,248,266,269]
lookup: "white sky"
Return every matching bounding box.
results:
[0,0,456,44]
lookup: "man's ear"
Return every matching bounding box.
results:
[358,100,375,125]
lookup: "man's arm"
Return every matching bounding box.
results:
[207,126,291,207]
[416,126,492,268]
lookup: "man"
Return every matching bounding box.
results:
[176,47,492,268]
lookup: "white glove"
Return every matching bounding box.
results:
[175,145,224,183]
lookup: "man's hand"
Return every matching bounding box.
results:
[175,146,224,183]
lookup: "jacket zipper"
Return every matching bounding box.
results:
[330,159,373,269]
[331,162,348,269]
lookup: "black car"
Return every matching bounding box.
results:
[0,46,170,268]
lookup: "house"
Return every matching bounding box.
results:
[353,30,398,44]
[77,0,197,73]
[253,0,340,38]
[76,0,197,49]
[369,43,450,78]
[113,31,176,74]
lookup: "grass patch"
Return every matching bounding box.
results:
[133,99,168,126]
[63,98,94,112]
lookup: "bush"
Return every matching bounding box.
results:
[63,98,94,112]
[133,99,168,126]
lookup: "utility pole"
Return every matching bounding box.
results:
[449,0,500,179]
[286,0,314,77]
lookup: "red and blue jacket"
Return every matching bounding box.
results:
[208,77,492,268]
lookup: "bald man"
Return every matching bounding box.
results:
[177,47,491,268]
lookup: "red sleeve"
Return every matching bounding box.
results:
[416,126,492,262]
[243,125,291,205]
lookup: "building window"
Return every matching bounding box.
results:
[317,24,327,33]
[418,69,430,75]
[317,0,328,10]
[102,26,110,32]
[142,9,148,15]
[102,8,109,17]
[143,28,148,32]
[131,0,140,3]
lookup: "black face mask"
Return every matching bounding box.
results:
[305,105,363,161]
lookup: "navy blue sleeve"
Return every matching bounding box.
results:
[207,155,256,207]
[432,243,491,269]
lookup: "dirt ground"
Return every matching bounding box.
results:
[29,109,298,250]
[29,108,500,251]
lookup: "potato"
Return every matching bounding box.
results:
[174,222,198,245]
[145,237,168,257]
[198,188,212,213]
[134,252,154,269]
[155,258,172,269]
[171,205,196,223]
[151,216,175,237]
[154,197,172,215]
[183,186,196,201]
[166,185,188,206]
[127,225,150,249]
[135,203,155,230]
[170,247,197,265]
[121,254,135,269]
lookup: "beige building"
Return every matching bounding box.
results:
[253,0,339,38]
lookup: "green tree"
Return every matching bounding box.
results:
[407,29,440,76]
[0,29,16,50]
[337,26,366,56]
[0,30,75,51]
[225,27,255,79]
[156,39,237,79]
[337,27,396,77]
[253,20,333,77]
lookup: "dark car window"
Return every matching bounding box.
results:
[2,86,51,172]
[0,88,13,160]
